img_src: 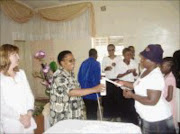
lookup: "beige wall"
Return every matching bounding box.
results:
[13,0,180,121]
[52,0,179,72]
[26,0,179,98]
[93,0,179,59]
[53,39,91,76]
[51,0,180,66]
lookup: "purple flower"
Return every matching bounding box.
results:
[48,78,53,84]
[43,65,50,73]
[34,51,45,59]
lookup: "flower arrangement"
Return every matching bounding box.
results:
[33,50,57,96]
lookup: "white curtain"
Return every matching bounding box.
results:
[0,9,90,45]
[14,40,35,96]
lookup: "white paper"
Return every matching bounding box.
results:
[103,77,122,87]
[100,78,106,96]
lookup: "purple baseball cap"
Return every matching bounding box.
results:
[140,44,164,63]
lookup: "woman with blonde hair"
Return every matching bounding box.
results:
[0,44,36,133]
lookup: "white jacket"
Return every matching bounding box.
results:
[0,69,37,133]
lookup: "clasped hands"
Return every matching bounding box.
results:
[19,114,31,128]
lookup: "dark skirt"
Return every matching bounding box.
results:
[102,80,139,125]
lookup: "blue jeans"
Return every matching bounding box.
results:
[141,116,176,134]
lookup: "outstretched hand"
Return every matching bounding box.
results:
[94,84,105,93]
[123,89,133,98]
[115,80,124,86]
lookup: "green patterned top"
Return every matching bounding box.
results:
[49,66,84,126]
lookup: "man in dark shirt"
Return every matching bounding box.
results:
[78,49,101,120]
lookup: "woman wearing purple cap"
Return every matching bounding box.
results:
[117,44,176,134]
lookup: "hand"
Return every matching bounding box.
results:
[132,69,137,76]
[123,89,133,98]
[132,69,136,73]
[115,80,124,86]
[93,84,105,93]
[19,114,31,128]
[105,66,112,71]
[126,69,132,74]
[112,62,116,67]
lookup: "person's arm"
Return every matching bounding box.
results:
[104,66,112,71]
[93,62,101,97]
[68,84,104,97]
[117,70,131,78]
[20,70,34,128]
[132,69,138,76]
[21,70,35,112]
[117,80,134,89]
[166,85,173,102]
[123,89,161,105]
[19,113,31,128]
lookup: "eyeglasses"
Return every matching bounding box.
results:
[108,49,115,52]
[63,58,76,63]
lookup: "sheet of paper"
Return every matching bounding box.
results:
[103,77,122,87]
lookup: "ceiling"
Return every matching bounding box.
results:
[17,0,179,10]
[17,0,77,9]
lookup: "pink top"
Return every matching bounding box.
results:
[163,72,178,128]
[163,72,176,99]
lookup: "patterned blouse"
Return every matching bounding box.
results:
[49,66,84,126]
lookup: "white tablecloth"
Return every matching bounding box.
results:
[44,119,142,134]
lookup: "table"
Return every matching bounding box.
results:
[44,119,142,133]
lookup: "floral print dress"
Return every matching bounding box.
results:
[49,67,84,126]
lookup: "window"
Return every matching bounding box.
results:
[91,36,125,65]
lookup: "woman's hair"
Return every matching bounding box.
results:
[0,44,19,75]
[163,57,174,71]
[172,50,180,88]
[128,46,135,50]
[57,50,72,65]
[173,50,180,72]
[107,44,115,49]
[122,47,131,55]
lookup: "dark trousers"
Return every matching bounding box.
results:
[141,116,176,134]
[102,80,120,118]
[102,80,139,125]
[83,99,98,120]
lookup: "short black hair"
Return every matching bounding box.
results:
[163,57,174,70]
[89,48,97,57]
[128,46,135,49]
[122,48,131,55]
[57,50,72,65]
[107,44,115,49]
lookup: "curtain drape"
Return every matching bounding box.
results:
[38,2,95,36]
[0,0,96,36]
[0,0,34,23]
[0,9,90,44]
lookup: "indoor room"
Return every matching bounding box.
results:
[0,0,179,133]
